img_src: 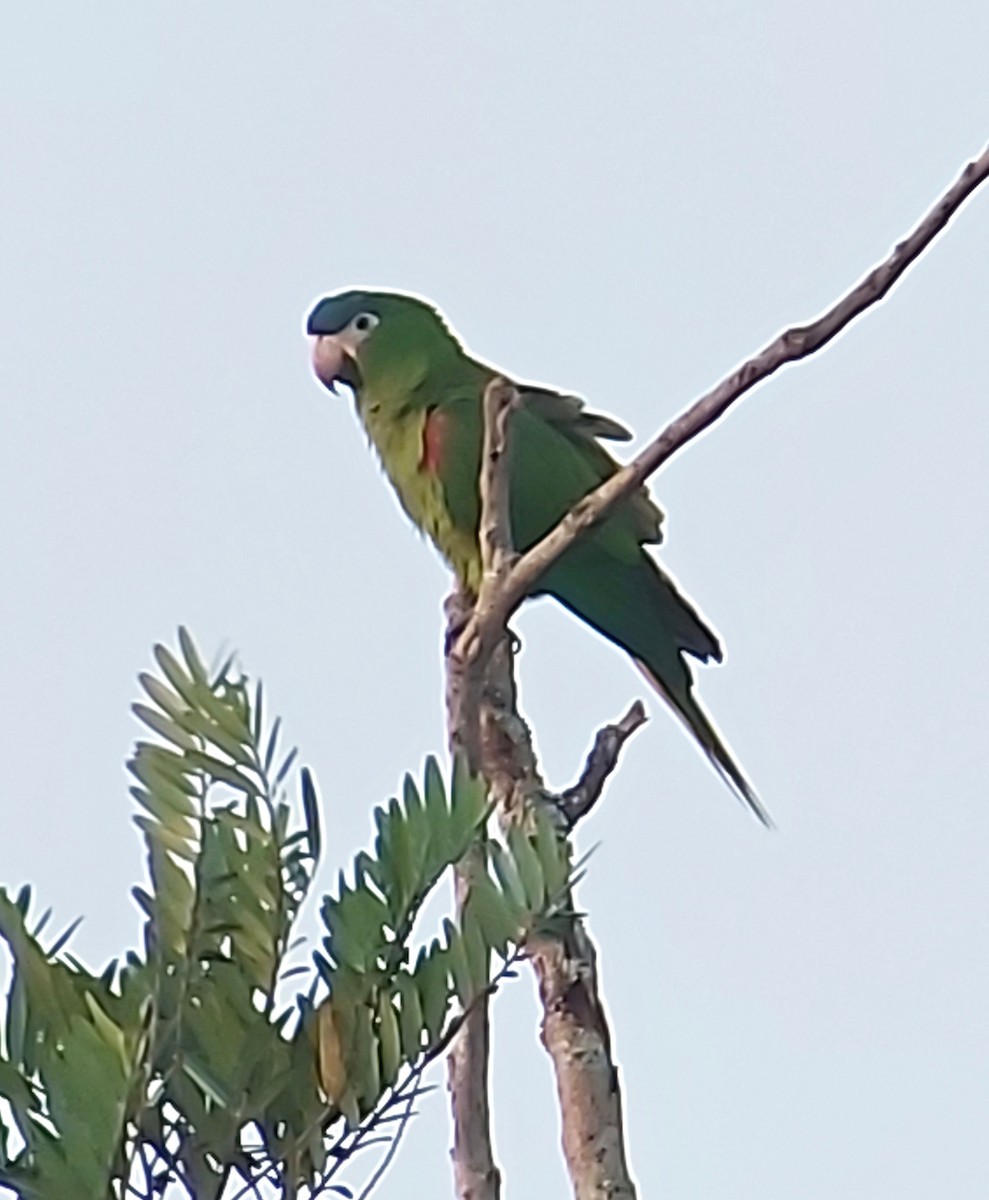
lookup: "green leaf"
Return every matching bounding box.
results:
[251,679,265,745]
[467,873,521,956]
[186,750,260,796]
[376,992,401,1087]
[415,943,450,1043]
[206,685,253,746]
[350,1002,380,1108]
[333,885,390,971]
[387,796,415,910]
[393,971,424,1060]
[0,1057,40,1164]
[178,625,209,685]
[533,805,569,899]
[133,815,198,861]
[339,1085,361,1129]
[300,767,321,866]
[321,889,368,974]
[444,919,474,1005]
[449,754,487,850]
[82,992,128,1069]
[507,825,546,911]
[182,1054,236,1110]
[153,643,201,711]
[461,910,489,993]
[138,671,189,724]
[274,746,299,788]
[131,787,199,840]
[402,772,429,882]
[423,756,445,813]
[132,702,199,752]
[128,746,197,799]
[179,708,255,768]
[489,842,527,912]
[47,916,84,958]
[421,756,448,866]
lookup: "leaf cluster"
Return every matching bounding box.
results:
[312,757,570,1129]
[0,631,572,1199]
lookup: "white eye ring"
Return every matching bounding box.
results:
[351,312,379,336]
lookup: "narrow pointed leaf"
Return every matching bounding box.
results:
[445,920,473,1005]
[393,972,425,1059]
[376,992,401,1087]
[508,825,545,910]
[178,626,209,684]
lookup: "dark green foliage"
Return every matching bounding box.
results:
[312,740,571,1131]
[0,631,573,1199]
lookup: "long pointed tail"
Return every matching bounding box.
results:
[636,660,773,827]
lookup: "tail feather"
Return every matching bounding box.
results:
[543,548,770,825]
[635,660,773,828]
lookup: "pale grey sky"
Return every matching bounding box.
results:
[2,5,989,1198]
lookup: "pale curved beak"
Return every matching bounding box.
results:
[311,335,347,389]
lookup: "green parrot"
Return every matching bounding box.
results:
[307,289,767,825]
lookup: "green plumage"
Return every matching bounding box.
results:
[307,289,767,824]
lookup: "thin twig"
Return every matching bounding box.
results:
[446,859,500,1200]
[124,1133,154,1199]
[560,700,649,826]
[286,949,526,1200]
[351,950,524,1200]
[457,143,989,660]
[451,379,520,754]
[357,1088,418,1200]
[477,377,520,583]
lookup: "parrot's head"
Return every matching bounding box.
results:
[306,289,461,400]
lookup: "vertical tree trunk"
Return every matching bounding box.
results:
[529,931,637,1200]
[445,589,638,1200]
[443,378,637,1199]
[445,904,501,1200]
[445,589,502,1200]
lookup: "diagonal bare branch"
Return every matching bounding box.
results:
[458,143,989,657]
[442,144,989,1200]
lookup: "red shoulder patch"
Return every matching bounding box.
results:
[421,408,447,474]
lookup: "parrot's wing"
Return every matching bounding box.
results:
[522,387,633,441]
[428,378,665,552]
[517,386,664,547]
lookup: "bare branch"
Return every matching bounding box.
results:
[477,377,520,582]
[440,145,988,1200]
[445,1000,500,1200]
[446,591,638,1200]
[450,379,522,766]
[560,700,649,826]
[446,856,502,1200]
[460,143,989,651]
[445,377,519,1200]
[529,928,637,1200]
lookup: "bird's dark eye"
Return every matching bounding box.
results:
[352,312,379,335]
